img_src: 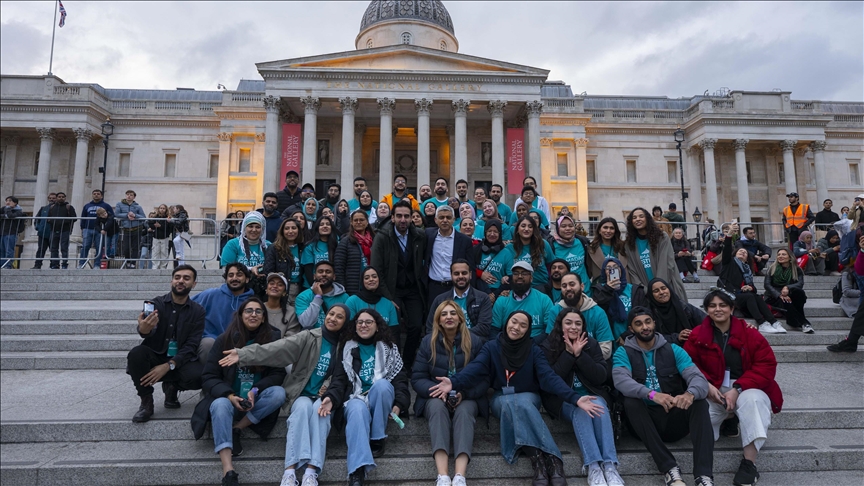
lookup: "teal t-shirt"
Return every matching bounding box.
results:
[610,284,633,342]
[550,287,562,303]
[600,244,617,259]
[220,238,265,268]
[301,340,333,397]
[453,293,472,329]
[635,237,654,281]
[497,202,513,223]
[358,343,376,393]
[504,241,555,286]
[474,221,514,241]
[612,343,695,405]
[429,197,450,208]
[491,290,557,337]
[552,240,592,297]
[572,373,588,396]
[348,198,378,212]
[301,240,333,286]
[582,305,615,343]
[288,245,301,283]
[345,295,400,326]
[232,346,262,396]
[478,249,508,290]
[295,290,350,329]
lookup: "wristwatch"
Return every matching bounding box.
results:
[168,361,176,371]
[732,382,742,393]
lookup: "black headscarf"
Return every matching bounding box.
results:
[423,201,438,228]
[322,303,350,345]
[481,219,505,253]
[646,277,690,334]
[355,267,384,305]
[358,190,374,212]
[497,310,533,370]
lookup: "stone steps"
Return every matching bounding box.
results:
[0,320,139,335]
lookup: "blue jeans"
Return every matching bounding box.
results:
[0,234,16,268]
[139,246,152,269]
[106,233,117,258]
[285,396,332,470]
[209,386,286,454]
[491,391,561,464]
[78,228,100,267]
[562,397,618,469]
[344,380,395,476]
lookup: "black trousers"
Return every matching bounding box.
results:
[33,235,51,267]
[426,280,453,311]
[49,231,71,268]
[395,288,425,372]
[120,228,142,261]
[735,292,774,324]
[127,345,203,397]
[765,287,809,328]
[675,256,697,275]
[623,397,713,478]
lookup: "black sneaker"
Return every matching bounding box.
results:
[732,458,759,486]
[221,470,240,486]
[232,428,243,457]
[695,476,715,486]
[348,468,365,486]
[664,466,686,486]
[162,382,180,409]
[721,416,740,437]
[827,337,858,353]
[370,438,386,458]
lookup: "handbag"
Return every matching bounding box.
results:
[796,254,809,270]
[701,251,717,271]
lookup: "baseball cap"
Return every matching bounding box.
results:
[856,193,864,200]
[511,261,534,273]
[266,272,288,288]
[786,192,799,198]
[286,170,299,178]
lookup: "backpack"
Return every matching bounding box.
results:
[832,277,843,304]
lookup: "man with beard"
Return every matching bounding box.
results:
[514,176,552,222]
[612,307,714,486]
[539,258,570,303]
[425,259,493,341]
[348,176,378,212]
[558,272,614,359]
[455,179,472,207]
[781,192,814,251]
[255,192,282,243]
[127,265,205,422]
[276,170,302,214]
[418,184,433,203]
[429,177,451,208]
[192,262,254,361]
[318,182,341,211]
[490,261,557,343]
[295,260,349,329]
[381,173,420,211]
[489,184,512,224]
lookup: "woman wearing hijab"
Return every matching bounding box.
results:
[455,202,475,228]
[335,200,351,236]
[594,257,647,344]
[509,202,531,226]
[815,229,842,275]
[473,219,509,302]
[221,211,268,276]
[549,214,592,296]
[302,216,338,287]
[423,200,439,229]
[334,210,375,295]
[373,202,391,230]
[357,190,377,226]
[476,199,514,241]
[763,248,814,333]
[431,310,605,486]
[646,277,706,346]
[219,304,351,486]
[345,267,400,336]
[263,218,305,304]
[792,230,826,275]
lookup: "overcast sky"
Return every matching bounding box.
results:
[1,1,861,101]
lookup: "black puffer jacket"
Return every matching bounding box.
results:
[334,237,365,295]
[411,331,490,418]
[539,333,610,419]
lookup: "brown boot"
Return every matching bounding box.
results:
[528,449,550,486]
[545,453,568,486]
[132,394,154,423]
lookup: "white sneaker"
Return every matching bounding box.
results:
[603,462,625,486]
[758,322,778,334]
[664,466,687,486]
[801,323,815,334]
[436,475,452,486]
[280,470,298,486]
[588,465,608,485]
[771,321,787,334]
[452,474,467,486]
[301,472,318,486]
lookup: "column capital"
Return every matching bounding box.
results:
[217,132,233,142]
[574,138,589,148]
[732,138,749,151]
[36,128,55,140]
[699,138,717,151]
[377,97,395,115]
[525,100,543,117]
[810,140,827,152]
[779,139,797,152]
[73,128,93,141]
[300,96,321,114]
[414,98,433,115]
[451,99,470,115]
[339,96,358,115]
[539,137,553,147]
[262,95,280,113]
[487,100,507,117]
[255,133,266,143]
[1,135,21,146]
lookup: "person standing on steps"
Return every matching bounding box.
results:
[256,192,283,244]
[31,193,56,269]
[115,190,146,269]
[0,196,24,269]
[128,265,205,423]
[277,171,303,215]
[828,234,864,353]
[78,189,114,269]
[624,207,687,301]
[381,173,420,212]
[46,191,76,269]
[782,192,814,251]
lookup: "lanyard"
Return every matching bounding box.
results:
[504,370,516,387]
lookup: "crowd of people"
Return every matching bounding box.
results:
[116,171,864,486]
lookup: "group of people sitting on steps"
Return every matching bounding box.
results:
[123,175,864,486]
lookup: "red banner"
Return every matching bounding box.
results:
[281,123,302,181]
[506,128,525,194]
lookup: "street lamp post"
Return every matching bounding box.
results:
[693,207,703,251]
[674,126,687,229]
[99,118,114,195]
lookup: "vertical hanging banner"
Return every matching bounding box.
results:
[281,123,302,181]
[506,128,525,194]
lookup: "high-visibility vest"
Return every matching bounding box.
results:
[783,204,809,229]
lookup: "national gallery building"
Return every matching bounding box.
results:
[1,0,862,243]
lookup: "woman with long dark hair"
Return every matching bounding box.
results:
[645,277,705,346]
[263,218,305,304]
[192,297,287,486]
[763,248,813,333]
[334,210,375,295]
[588,217,628,283]
[262,273,300,338]
[170,204,191,266]
[411,208,425,229]
[541,307,624,486]
[624,207,687,299]
[505,215,555,290]
[302,216,338,286]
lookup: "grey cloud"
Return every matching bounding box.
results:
[0,20,51,75]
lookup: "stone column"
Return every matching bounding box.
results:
[574,138,590,221]
[70,128,93,214]
[780,140,798,196]
[262,95,280,194]
[415,98,433,189]
[810,141,828,204]
[1,136,21,202]
[377,98,395,199]
[300,96,320,184]
[32,128,55,217]
[488,100,507,189]
[525,101,543,193]
[216,132,232,221]
[452,99,470,184]
[686,146,703,219]
[733,139,751,225]
[700,138,719,222]
[340,97,358,195]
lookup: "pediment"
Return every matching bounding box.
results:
[257,45,549,76]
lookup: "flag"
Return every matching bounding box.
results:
[58,1,67,27]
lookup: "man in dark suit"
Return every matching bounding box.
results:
[424,205,475,308]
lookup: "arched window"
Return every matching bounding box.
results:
[366,39,373,49]
[401,32,412,45]
[439,40,447,50]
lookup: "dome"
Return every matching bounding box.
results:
[360,1,454,35]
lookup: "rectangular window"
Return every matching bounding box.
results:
[202,212,216,235]
[118,153,131,177]
[164,153,176,178]
[239,148,251,173]
[586,160,596,182]
[745,161,752,184]
[667,161,677,183]
[851,162,861,186]
[33,151,40,176]
[626,159,637,183]
[556,153,568,177]
[208,153,219,178]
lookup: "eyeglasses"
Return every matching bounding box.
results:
[243,308,264,316]
[356,319,375,328]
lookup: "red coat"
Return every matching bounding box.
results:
[684,316,784,413]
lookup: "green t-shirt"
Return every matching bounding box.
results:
[491,290,557,337]
[295,290,350,329]
[232,343,262,397]
[600,243,617,259]
[358,343,376,393]
[611,284,633,342]
[497,202,513,223]
[287,245,301,283]
[301,340,333,397]
[504,240,555,286]
[552,240,591,296]
[453,293,472,329]
[301,240,333,286]
[636,237,654,281]
[480,249,509,290]
[345,295,400,326]
[612,343,695,406]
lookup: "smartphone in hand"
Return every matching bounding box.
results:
[143,301,155,318]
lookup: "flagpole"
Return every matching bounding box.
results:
[48,0,58,75]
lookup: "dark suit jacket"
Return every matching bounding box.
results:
[424,227,476,283]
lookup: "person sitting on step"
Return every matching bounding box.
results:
[762,249,814,334]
